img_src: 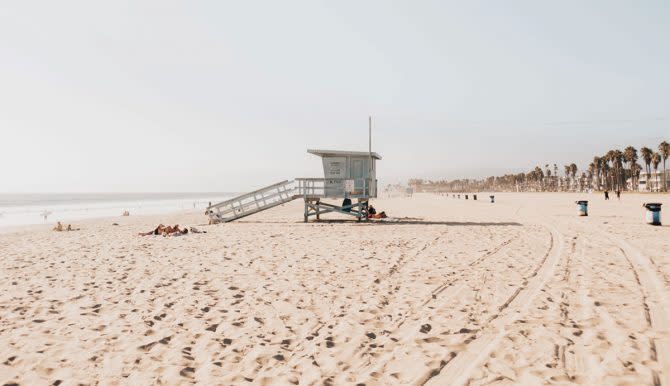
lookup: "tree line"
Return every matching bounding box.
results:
[409,140,669,193]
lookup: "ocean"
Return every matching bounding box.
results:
[0,193,233,228]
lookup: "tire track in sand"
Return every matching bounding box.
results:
[608,235,670,386]
[277,230,518,381]
[421,223,564,386]
[347,233,523,379]
[564,216,670,385]
[258,233,443,377]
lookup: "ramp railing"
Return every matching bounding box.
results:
[295,178,377,198]
[206,178,378,223]
[206,180,297,222]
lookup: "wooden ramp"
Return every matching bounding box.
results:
[206,180,299,223]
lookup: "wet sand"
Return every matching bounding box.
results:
[1,192,669,385]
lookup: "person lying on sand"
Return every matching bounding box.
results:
[138,224,189,237]
[367,205,388,219]
[189,227,206,234]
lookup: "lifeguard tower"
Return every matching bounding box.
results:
[206,149,381,223]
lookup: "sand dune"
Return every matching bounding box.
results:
[0,193,668,385]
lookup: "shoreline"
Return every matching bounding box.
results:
[0,208,209,235]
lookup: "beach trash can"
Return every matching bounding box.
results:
[576,200,588,216]
[490,195,495,203]
[643,203,662,225]
[473,194,477,200]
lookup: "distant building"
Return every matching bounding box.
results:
[637,170,670,192]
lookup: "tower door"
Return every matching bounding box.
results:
[350,158,369,194]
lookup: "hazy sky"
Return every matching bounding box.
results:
[1,1,668,192]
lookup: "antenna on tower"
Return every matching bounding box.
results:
[368,116,373,175]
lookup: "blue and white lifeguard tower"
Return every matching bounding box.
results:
[206,148,381,222]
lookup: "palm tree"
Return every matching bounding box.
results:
[602,157,611,190]
[613,150,624,190]
[588,162,596,189]
[592,156,602,190]
[604,150,623,190]
[569,163,578,190]
[652,152,661,192]
[632,162,642,190]
[516,173,526,191]
[553,164,558,185]
[659,141,669,192]
[602,152,614,190]
[641,147,653,191]
[534,166,544,191]
[544,164,552,190]
[623,146,638,190]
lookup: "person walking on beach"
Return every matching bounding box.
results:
[604,190,610,200]
[616,190,621,200]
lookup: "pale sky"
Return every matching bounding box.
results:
[1,1,668,192]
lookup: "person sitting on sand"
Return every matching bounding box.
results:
[53,222,79,231]
[122,210,130,216]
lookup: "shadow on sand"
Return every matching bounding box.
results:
[235,219,522,226]
[316,219,522,226]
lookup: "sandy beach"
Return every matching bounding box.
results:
[1,192,669,385]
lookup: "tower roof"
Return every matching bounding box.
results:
[307,149,382,160]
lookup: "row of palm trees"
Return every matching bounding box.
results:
[587,142,669,192]
[408,140,670,193]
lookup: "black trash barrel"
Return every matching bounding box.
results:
[643,203,662,225]
[576,200,588,216]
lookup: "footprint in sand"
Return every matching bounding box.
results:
[179,366,195,377]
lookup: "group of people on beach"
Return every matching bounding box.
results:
[52,222,79,232]
[138,224,206,237]
[55,200,387,237]
[603,190,621,200]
